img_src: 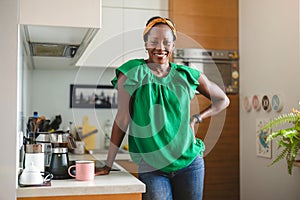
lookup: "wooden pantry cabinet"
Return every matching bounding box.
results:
[190,94,239,200]
[169,0,238,50]
[170,1,240,199]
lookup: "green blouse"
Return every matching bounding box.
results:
[111,59,205,172]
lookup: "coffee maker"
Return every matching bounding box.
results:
[49,131,71,179]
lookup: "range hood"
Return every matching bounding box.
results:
[19,0,101,69]
[29,43,79,58]
[21,25,99,69]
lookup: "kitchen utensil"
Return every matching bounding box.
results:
[78,129,98,140]
[49,115,62,130]
[73,141,85,154]
[76,116,97,150]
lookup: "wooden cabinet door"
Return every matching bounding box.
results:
[191,94,239,200]
[169,0,238,50]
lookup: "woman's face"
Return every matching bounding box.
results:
[145,24,175,65]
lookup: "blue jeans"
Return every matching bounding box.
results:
[138,156,205,200]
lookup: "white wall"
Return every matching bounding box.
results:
[28,68,126,149]
[0,0,18,199]
[240,0,300,199]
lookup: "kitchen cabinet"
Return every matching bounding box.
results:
[171,0,239,198]
[191,94,239,200]
[19,0,101,69]
[123,0,168,10]
[77,0,168,67]
[76,7,124,67]
[101,0,168,9]
[169,0,238,50]
[19,0,101,29]
[116,160,139,178]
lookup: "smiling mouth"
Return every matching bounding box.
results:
[154,52,168,57]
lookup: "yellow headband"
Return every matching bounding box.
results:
[143,18,177,40]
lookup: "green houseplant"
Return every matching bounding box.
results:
[262,108,300,175]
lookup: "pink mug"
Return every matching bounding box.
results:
[68,161,95,181]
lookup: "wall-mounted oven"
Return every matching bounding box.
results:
[173,48,239,94]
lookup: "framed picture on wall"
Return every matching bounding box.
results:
[256,118,272,158]
[70,84,117,109]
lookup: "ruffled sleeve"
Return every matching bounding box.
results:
[171,63,201,98]
[111,59,146,95]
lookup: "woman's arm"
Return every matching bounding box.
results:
[95,73,131,175]
[191,73,230,124]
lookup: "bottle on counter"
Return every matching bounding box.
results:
[66,121,75,136]
[104,120,112,149]
[27,111,39,144]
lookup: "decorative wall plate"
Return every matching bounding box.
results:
[252,95,260,111]
[262,95,271,112]
[243,96,251,112]
[271,94,283,112]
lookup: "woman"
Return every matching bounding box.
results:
[96,16,230,200]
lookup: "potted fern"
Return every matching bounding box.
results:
[262,108,300,175]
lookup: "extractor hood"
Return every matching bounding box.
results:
[19,0,101,70]
[29,43,78,58]
[21,25,99,69]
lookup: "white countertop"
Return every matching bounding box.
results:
[69,151,131,161]
[17,153,145,198]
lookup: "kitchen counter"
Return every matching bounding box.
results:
[17,153,145,200]
[69,150,131,161]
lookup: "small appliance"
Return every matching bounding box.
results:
[24,144,44,172]
[49,131,72,179]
